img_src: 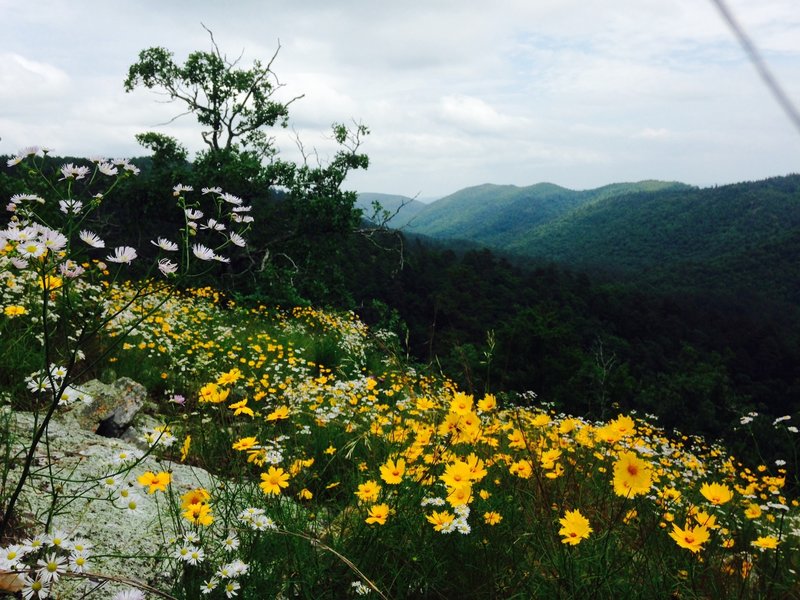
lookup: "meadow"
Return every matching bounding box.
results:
[0,149,798,599]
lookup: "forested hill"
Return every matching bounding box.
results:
[399,180,690,247]
[394,174,800,303]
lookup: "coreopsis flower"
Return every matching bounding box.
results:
[699,482,733,506]
[379,457,405,484]
[669,523,710,553]
[137,470,172,494]
[446,484,472,507]
[355,480,382,503]
[752,536,780,550]
[612,451,652,497]
[266,406,290,421]
[232,436,258,451]
[183,502,214,527]
[477,393,496,412]
[198,382,229,403]
[106,246,137,264]
[440,460,473,489]
[427,510,455,531]
[744,503,762,519]
[259,466,290,495]
[4,305,27,318]
[559,509,592,546]
[483,511,503,525]
[365,503,390,525]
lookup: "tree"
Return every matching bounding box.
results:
[124,26,299,160]
[124,28,372,305]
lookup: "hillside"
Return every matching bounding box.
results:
[403,180,690,247]
[356,192,427,228]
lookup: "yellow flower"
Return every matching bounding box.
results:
[355,480,382,503]
[477,394,497,412]
[3,305,26,318]
[509,459,533,479]
[558,509,592,545]
[216,367,242,386]
[446,483,472,507]
[366,503,390,525]
[700,482,733,505]
[483,511,503,525]
[232,436,258,451]
[426,510,455,531]
[137,471,172,494]
[669,523,710,553]
[449,392,473,415]
[180,435,191,462]
[744,503,762,519]
[183,502,213,526]
[298,488,313,500]
[259,466,290,495]
[266,406,290,421]
[751,536,780,550]
[181,488,211,509]
[612,451,652,497]
[198,382,229,404]
[228,398,254,417]
[380,458,405,485]
[440,460,472,489]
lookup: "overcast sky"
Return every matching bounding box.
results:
[1,0,799,198]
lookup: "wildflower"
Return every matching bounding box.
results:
[298,488,313,500]
[744,503,762,519]
[484,511,503,525]
[380,457,405,484]
[173,183,194,196]
[181,488,211,509]
[111,589,146,600]
[36,552,67,583]
[446,484,472,507]
[17,241,45,258]
[229,231,247,247]
[198,382,229,403]
[4,305,26,317]
[509,459,533,479]
[78,229,106,248]
[45,529,70,549]
[59,163,91,180]
[180,435,191,461]
[366,503,390,525]
[185,547,206,565]
[352,580,372,596]
[97,161,118,176]
[232,436,258,451]
[183,502,214,526]
[223,581,241,598]
[20,575,49,600]
[751,536,780,550]
[440,460,473,489]
[477,393,497,412]
[259,466,290,495]
[266,405,290,421]
[192,243,216,261]
[669,523,710,553]
[137,470,172,494]
[0,544,25,569]
[151,237,179,251]
[355,480,382,503]
[558,509,592,546]
[158,258,179,276]
[221,535,240,552]
[699,482,733,506]
[68,550,90,573]
[106,246,137,264]
[612,451,652,497]
[201,578,220,594]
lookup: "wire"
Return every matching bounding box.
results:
[709,0,800,135]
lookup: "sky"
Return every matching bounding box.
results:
[1,0,799,199]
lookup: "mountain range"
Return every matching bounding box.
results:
[358,174,800,303]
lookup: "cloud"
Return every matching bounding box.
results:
[0,53,69,102]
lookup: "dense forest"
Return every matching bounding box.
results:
[3,153,799,468]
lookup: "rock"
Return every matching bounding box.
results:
[77,377,146,437]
